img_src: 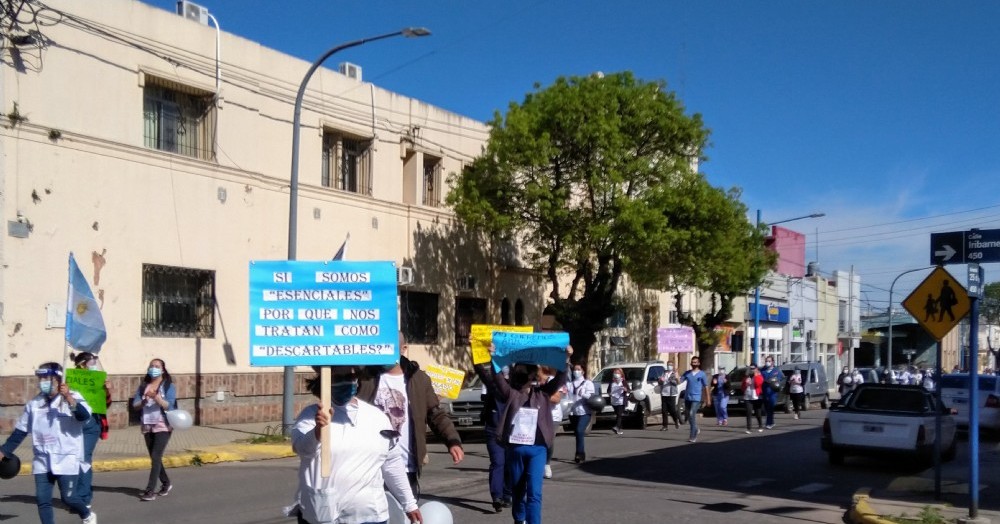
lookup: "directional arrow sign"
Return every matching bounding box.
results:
[930,231,965,265]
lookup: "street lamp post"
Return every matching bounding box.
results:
[752,211,825,366]
[283,28,431,433]
[886,266,934,373]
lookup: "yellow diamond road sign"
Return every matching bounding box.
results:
[901,266,971,341]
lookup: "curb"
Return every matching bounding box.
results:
[849,489,898,524]
[14,443,295,476]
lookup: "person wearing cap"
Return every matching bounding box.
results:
[291,365,421,524]
[71,351,111,510]
[0,362,97,524]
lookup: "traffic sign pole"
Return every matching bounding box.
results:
[969,295,980,520]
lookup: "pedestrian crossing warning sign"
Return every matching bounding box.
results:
[901,266,971,341]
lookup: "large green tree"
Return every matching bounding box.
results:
[448,72,771,363]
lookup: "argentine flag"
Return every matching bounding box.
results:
[66,253,107,352]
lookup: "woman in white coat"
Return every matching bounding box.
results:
[0,362,96,524]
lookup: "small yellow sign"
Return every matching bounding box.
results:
[425,364,467,399]
[901,266,971,341]
[469,324,533,364]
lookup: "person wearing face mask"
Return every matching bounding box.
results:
[788,369,805,420]
[71,352,112,511]
[0,362,96,524]
[680,356,711,443]
[475,345,571,524]
[759,357,782,430]
[357,332,463,502]
[480,365,513,512]
[567,363,595,463]
[657,363,682,431]
[742,364,764,434]
[131,358,176,501]
[291,366,421,524]
[608,368,630,435]
[711,368,729,426]
[836,366,853,398]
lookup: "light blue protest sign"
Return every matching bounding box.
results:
[491,331,570,371]
[248,260,399,367]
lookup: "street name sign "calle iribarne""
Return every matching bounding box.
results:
[930,228,1000,265]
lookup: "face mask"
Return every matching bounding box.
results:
[148,367,163,378]
[843,368,849,374]
[87,363,99,370]
[39,380,53,395]
[573,370,583,379]
[613,374,622,382]
[332,380,358,405]
[691,363,700,369]
[765,361,773,367]
[666,366,674,372]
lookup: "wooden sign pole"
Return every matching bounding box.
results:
[320,367,332,477]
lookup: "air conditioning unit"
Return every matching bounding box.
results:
[339,62,362,82]
[456,275,477,292]
[397,266,414,286]
[176,1,209,25]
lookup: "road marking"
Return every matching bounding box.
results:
[737,478,775,488]
[791,482,831,494]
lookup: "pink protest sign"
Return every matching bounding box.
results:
[657,325,695,353]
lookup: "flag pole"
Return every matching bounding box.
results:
[63,252,74,369]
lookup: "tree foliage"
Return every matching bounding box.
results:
[448,72,772,362]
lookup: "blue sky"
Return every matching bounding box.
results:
[147,1,1000,311]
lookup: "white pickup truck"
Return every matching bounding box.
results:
[821,384,957,465]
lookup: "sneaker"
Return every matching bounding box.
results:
[616,429,624,436]
[611,427,619,434]
[794,413,800,420]
[660,426,668,431]
[745,430,751,434]
[674,421,680,429]
[82,512,97,524]
[157,484,172,497]
[722,420,728,426]
[492,499,504,513]
[139,490,156,501]
[765,424,774,430]
[502,498,512,508]
[543,464,552,479]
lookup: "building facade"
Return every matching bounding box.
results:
[0,0,545,430]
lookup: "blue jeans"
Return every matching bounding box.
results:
[713,394,729,422]
[34,472,90,524]
[685,400,702,439]
[79,415,101,506]
[508,444,547,524]
[569,414,590,457]
[763,393,777,426]
[485,426,510,502]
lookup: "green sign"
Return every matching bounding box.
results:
[64,368,107,415]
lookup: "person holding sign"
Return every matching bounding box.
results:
[357,334,464,501]
[71,352,111,510]
[291,366,420,524]
[475,344,570,524]
[0,362,97,524]
[131,358,176,502]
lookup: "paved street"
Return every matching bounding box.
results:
[2,410,998,523]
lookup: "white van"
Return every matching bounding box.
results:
[939,374,1000,430]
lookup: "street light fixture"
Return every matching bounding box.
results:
[283,27,431,433]
[751,211,825,366]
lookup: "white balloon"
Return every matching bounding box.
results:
[385,491,406,524]
[165,409,193,430]
[632,390,647,401]
[419,501,453,524]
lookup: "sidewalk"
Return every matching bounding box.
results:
[11,421,295,475]
[849,439,1000,524]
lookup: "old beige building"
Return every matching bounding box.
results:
[0,0,544,430]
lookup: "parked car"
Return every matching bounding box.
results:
[592,361,671,429]
[822,383,957,465]
[779,362,831,410]
[939,373,1000,431]
[438,373,574,436]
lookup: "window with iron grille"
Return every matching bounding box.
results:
[422,155,442,206]
[401,291,438,344]
[143,81,215,160]
[322,131,373,195]
[142,264,215,338]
